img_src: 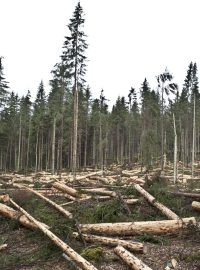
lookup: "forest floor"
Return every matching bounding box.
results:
[0,167,200,270]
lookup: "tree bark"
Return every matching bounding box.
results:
[192,95,196,178]
[52,116,56,174]
[9,199,98,270]
[134,184,179,220]
[173,113,177,184]
[73,232,144,252]
[114,245,152,270]
[79,217,196,235]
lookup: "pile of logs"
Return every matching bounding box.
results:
[0,168,199,270]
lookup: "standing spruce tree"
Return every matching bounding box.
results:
[32,81,46,172]
[0,57,9,109]
[157,68,178,171]
[61,2,88,179]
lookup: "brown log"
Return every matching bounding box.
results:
[14,184,73,219]
[52,182,79,197]
[192,201,200,210]
[0,203,49,230]
[0,244,8,251]
[0,194,10,202]
[9,199,98,270]
[134,184,179,220]
[114,245,152,270]
[168,191,200,198]
[73,232,144,252]
[80,217,196,236]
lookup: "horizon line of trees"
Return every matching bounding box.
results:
[0,2,199,174]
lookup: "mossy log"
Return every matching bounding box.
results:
[134,184,179,220]
[73,232,144,252]
[0,203,49,230]
[114,245,152,270]
[192,201,200,210]
[9,199,98,270]
[79,217,196,236]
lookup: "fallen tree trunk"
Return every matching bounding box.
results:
[114,245,152,270]
[167,191,200,199]
[81,188,117,197]
[76,171,103,180]
[0,194,9,202]
[192,201,200,211]
[134,184,179,220]
[79,217,196,236]
[0,203,49,230]
[9,199,98,270]
[0,244,8,251]
[73,232,144,252]
[124,199,139,205]
[52,182,79,198]
[14,184,73,219]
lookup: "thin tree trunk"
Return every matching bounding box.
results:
[72,89,78,180]
[161,83,164,171]
[26,116,31,172]
[92,128,96,166]
[52,117,56,174]
[99,111,103,171]
[173,113,177,184]
[35,128,39,173]
[192,95,196,178]
[17,114,22,171]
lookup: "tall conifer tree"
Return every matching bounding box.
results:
[61,2,88,179]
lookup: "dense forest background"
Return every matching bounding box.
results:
[0,2,199,174]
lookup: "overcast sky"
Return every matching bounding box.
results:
[1,0,200,107]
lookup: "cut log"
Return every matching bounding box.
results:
[168,191,200,199]
[0,203,49,230]
[76,171,103,180]
[9,199,97,270]
[73,232,144,252]
[0,244,8,251]
[62,253,82,270]
[134,184,179,220]
[81,188,117,197]
[64,193,77,201]
[79,217,196,236]
[192,201,200,211]
[52,182,79,197]
[114,245,152,270]
[0,194,10,202]
[14,184,73,219]
[124,199,139,205]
